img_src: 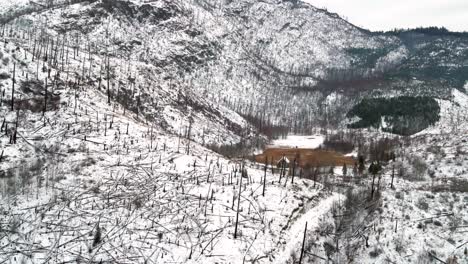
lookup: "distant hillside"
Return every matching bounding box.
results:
[1,0,466,138]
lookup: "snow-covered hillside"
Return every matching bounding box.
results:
[0,0,467,263]
[345,92,468,263]
[0,33,338,263]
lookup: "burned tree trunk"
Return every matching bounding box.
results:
[299,222,308,264]
[263,156,267,196]
[234,162,243,239]
[11,63,15,111]
[291,158,297,184]
[391,165,395,189]
[186,116,193,155]
[43,78,47,115]
[107,56,111,104]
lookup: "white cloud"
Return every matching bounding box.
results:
[302,0,468,32]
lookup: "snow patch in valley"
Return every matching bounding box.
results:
[345,151,358,158]
[269,135,324,149]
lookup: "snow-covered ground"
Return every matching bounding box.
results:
[343,88,468,263]
[272,193,342,264]
[0,0,29,12]
[416,88,468,135]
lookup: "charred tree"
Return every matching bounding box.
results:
[11,63,15,111]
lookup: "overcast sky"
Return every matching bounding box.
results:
[303,0,468,32]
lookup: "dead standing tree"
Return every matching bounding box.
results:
[186,113,193,155]
[106,55,111,104]
[390,164,395,189]
[299,222,308,264]
[11,62,15,111]
[234,161,244,239]
[291,157,297,184]
[368,162,382,200]
[262,156,267,196]
[43,78,47,115]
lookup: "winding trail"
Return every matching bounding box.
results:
[272,192,343,264]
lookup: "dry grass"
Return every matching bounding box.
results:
[255,148,355,168]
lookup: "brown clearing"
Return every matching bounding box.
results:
[255,148,355,168]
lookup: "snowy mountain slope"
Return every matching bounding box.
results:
[345,89,468,263]
[189,0,403,128]
[419,88,468,135]
[0,0,467,263]
[0,1,350,263]
[190,0,467,131]
[3,0,466,133]
[2,0,257,147]
[0,31,342,263]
